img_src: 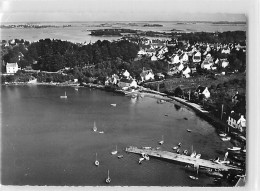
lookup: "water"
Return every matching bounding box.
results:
[0,21,246,43]
[1,85,234,186]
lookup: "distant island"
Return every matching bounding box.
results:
[0,24,72,29]
[212,21,246,25]
[143,24,163,27]
[90,28,171,37]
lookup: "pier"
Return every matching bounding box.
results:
[125,146,241,171]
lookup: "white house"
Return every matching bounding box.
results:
[172,54,180,64]
[192,51,201,63]
[6,62,19,74]
[180,52,189,63]
[195,86,210,99]
[227,111,246,132]
[140,69,154,82]
[182,66,191,78]
[177,62,184,71]
[151,54,158,61]
[123,70,130,79]
[201,54,214,70]
[221,59,229,68]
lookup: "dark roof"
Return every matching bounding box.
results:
[195,86,206,93]
[229,112,241,120]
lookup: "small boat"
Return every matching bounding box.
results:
[138,157,145,164]
[99,131,104,134]
[142,153,150,160]
[117,155,123,159]
[156,147,161,150]
[221,137,231,141]
[219,133,227,137]
[189,175,198,180]
[74,87,79,91]
[187,129,192,132]
[111,145,118,155]
[227,147,241,151]
[142,147,151,149]
[173,146,178,150]
[206,170,223,178]
[242,149,246,153]
[93,121,97,132]
[190,151,196,158]
[158,135,164,145]
[111,104,116,107]
[60,91,67,99]
[94,153,99,166]
[131,94,137,98]
[176,149,180,153]
[105,170,111,184]
[183,150,188,155]
[195,154,201,159]
[178,142,182,147]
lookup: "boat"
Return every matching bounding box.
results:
[176,149,180,153]
[99,131,104,134]
[178,142,182,147]
[142,153,150,160]
[156,147,161,150]
[221,137,231,141]
[111,145,118,155]
[187,129,192,132]
[138,157,145,164]
[158,135,164,145]
[219,133,227,137]
[142,147,151,149]
[111,104,116,107]
[93,121,97,132]
[183,150,188,155]
[94,153,99,166]
[189,164,199,180]
[173,146,178,150]
[195,154,201,159]
[105,170,111,184]
[206,170,223,178]
[74,87,79,91]
[60,91,67,99]
[190,151,196,158]
[227,147,241,151]
[117,155,123,159]
[242,149,246,153]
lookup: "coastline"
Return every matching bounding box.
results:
[2,81,246,146]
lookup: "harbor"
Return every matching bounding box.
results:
[125,146,242,171]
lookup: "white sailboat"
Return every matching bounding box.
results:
[111,145,118,155]
[189,164,199,180]
[159,135,164,145]
[93,121,97,132]
[105,170,111,184]
[60,91,67,99]
[94,153,99,166]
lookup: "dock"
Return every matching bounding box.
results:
[125,146,241,171]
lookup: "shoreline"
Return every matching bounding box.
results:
[2,81,246,146]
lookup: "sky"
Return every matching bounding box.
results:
[0,0,249,23]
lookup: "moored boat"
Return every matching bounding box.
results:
[138,157,145,164]
[60,91,67,99]
[105,170,111,184]
[190,151,196,158]
[93,121,97,132]
[221,137,231,141]
[195,154,201,159]
[227,147,241,151]
[94,153,99,166]
[111,145,118,155]
[117,155,123,159]
[158,135,164,145]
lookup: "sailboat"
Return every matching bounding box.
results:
[93,121,97,132]
[60,91,67,99]
[158,135,164,145]
[94,153,99,166]
[189,164,199,180]
[105,170,111,184]
[111,145,118,155]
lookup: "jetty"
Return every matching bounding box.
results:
[125,146,241,171]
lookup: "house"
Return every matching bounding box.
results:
[172,54,180,64]
[6,62,19,74]
[151,54,158,61]
[180,52,189,63]
[221,59,229,68]
[192,51,201,63]
[122,70,130,79]
[182,66,191,78]
[140,69,154,82]
[195,86,210,99]
[201,54,214,70]
[117,78,137,90]
[227,111,246,132]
